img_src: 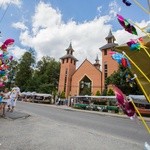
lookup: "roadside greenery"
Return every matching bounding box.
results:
[10,50,60,94]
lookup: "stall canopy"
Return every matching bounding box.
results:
[115,35,150,102]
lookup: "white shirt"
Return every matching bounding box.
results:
[3,92,10,99]
[10,87,20,99]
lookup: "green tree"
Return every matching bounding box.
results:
[107,89,115,96]
[60,91,65,98]
[15,51,35,92]
[105,65,142,95]
[95,90,101,96]
[80,86,91,96]
[101,89,107,96]
[34,56,60,94]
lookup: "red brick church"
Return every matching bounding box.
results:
[58,30,119,98]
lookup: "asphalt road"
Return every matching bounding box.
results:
[0,101,150,150]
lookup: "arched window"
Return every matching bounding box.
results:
[79,76,92,96]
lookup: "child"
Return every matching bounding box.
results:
[8,85,20,112]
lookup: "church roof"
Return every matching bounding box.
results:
[66,42,74,52]
[99,43,118,50]
[72,59,102,76]
[60,54,78,61]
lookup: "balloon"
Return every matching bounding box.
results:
[0,38,14,51]
[1,44,7,51]
[3,39,14,46]
[0,82,5,87]
[112,52,124,64]
[121,58,128,68]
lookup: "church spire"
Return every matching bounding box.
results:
[94,54,100,70]
[60,42,78,61]
[66,42,74,55]
[105,29,116,43]
[95,54,99,64]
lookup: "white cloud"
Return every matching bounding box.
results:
[0,0,21,8]
[16,1,149,68]
[9,46,27,60]
[97,6,102,15]
[12,22,28,30]
[32,2,62,35]
[109,0,121,17]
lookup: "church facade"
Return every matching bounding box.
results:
[58,30,119,98]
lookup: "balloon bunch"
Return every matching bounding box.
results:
[0,38,14,87]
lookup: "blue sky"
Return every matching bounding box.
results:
[0,0,149,66]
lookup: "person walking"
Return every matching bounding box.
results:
[8,85,20,112]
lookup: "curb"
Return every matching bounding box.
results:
[19,101,150,122]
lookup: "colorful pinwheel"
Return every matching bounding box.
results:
[113,85,136,118]
[117,14,138,35]
[122,0,132,6]
[111,52,131,68]
[127,37,147,51]
[127,39,140,51]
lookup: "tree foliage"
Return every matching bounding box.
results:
[14,51,60,94]
[34,56,60,94]
[95,90,101,96]
[15,51,35,92]
[105,65,142,95]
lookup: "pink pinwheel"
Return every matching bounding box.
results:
[113,85,125,106]
[117,14,138,35]
[113,85,136,118]
[123,100,135,117]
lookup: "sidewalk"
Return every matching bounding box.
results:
[0,110,30,120]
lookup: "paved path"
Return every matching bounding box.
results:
[0,102,149,150]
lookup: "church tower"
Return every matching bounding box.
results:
[58,43,78,98]
[99,30,118,91]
